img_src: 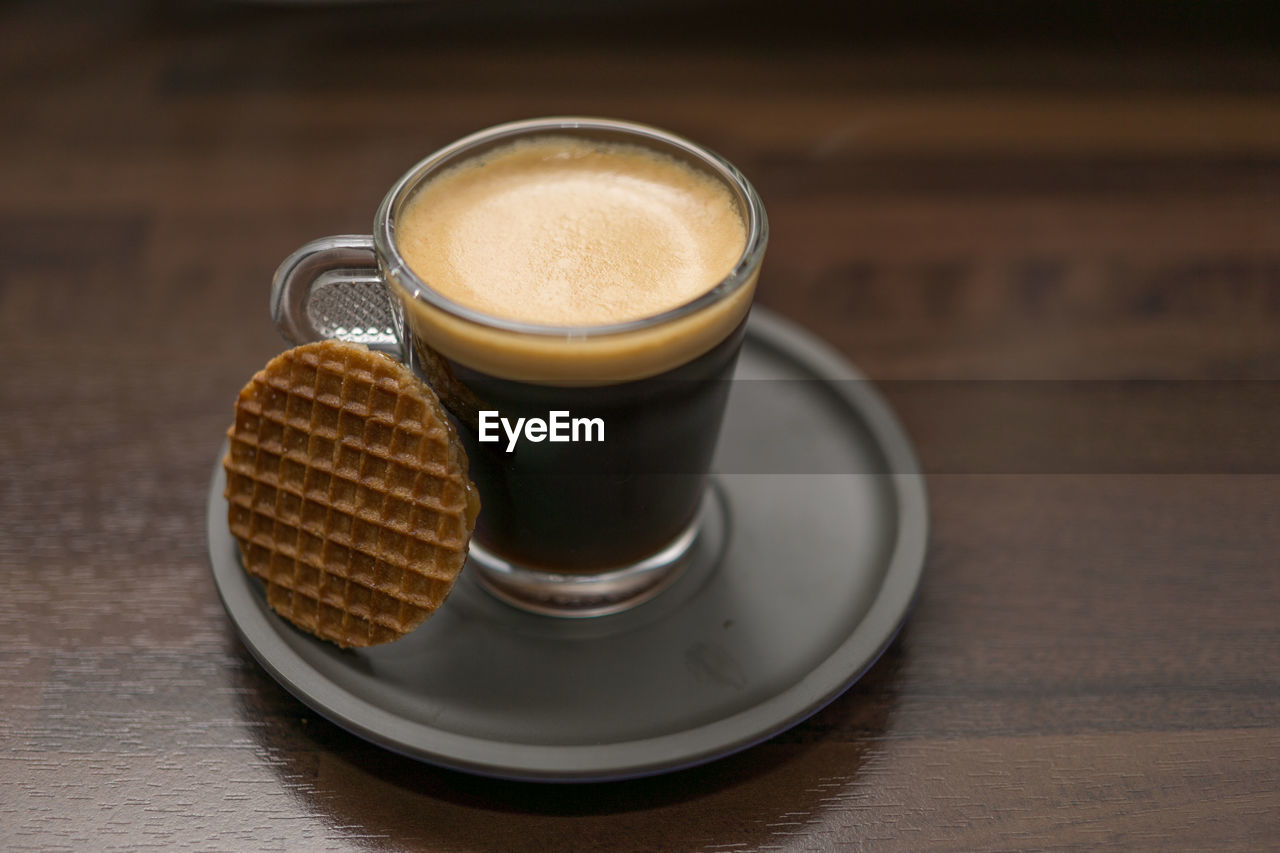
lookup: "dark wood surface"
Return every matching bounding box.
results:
[3,2,1278,849]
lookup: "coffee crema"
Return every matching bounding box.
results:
[391,137,756,384]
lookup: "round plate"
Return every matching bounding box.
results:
[207,308,928,782]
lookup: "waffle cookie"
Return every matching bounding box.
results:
[223,340,480,647]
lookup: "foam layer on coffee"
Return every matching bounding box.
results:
[398,137,746,327]
[392,136,756,383]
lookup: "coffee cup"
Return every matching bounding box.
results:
[271,117,767,616]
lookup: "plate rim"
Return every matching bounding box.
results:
[207,307,928,782]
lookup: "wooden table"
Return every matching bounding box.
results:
[3,3,1277,849]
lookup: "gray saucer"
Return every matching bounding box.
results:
[206,308,928,782]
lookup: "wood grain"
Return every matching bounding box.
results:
[2,2,1277,850]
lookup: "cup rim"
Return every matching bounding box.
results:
[372,116,768,338]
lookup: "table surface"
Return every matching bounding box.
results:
[3,2,1278,850]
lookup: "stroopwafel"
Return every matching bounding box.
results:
[223,340,479,647]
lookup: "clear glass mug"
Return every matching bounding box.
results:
[271,117,768,616]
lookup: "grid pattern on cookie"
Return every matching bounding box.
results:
[223,340,475,647]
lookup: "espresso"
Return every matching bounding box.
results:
[390,133,758,574]
[448,322,746,572]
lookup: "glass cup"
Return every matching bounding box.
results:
[271,117,767,616]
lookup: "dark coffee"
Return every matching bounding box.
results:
[424,320,747,572]
[392,132,757,574]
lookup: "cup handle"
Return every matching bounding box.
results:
[269,235,409,364]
